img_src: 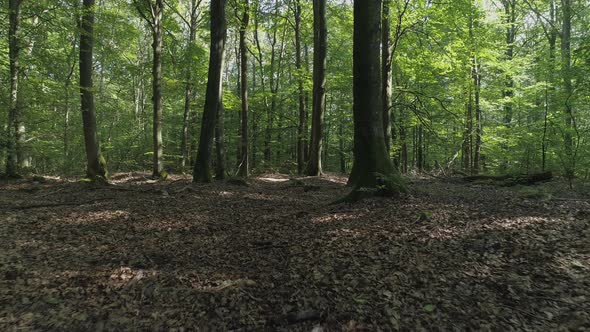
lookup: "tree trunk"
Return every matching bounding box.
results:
[473,58,482,174]
[306,0,326,176]
[463,88,473,172]
[561,0,574,178]
[237,0,250,177]
[347,0,402,192]
[193,0,227,183]
[150,0,164,177]
[417,125,423,172]
[6,0,22,177]
[215,103,226,180]
[251,59,258,169]
[181,0,200,169]
[501,0,516,127]
[80,0,107,180]
[294,0,307,175]
[381,0,392,153]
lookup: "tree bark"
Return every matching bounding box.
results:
[215,103,226,179]
[6,0,22,177]
[181,0,200,169]
[193,0,227,183]
[306,0,326,176]
[237,0,250,177]
[561,0,574,178]
[501,0,516,127]
[381,0,392,153]
[347,0,402,192]
[294,0,307,175]
[151,0,164,177]
[80,0,107,180]
[473,58,482,174]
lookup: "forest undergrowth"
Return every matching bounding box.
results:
[1,173,589,331]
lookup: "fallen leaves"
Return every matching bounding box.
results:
[0,174,589,330]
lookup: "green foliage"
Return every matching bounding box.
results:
[1,0,589,181]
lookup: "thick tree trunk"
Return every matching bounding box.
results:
[347,0,402,192]
[237,0,250,177]
[6,0,22,177]
[80,0,107,180]
[181,0,200,169]
[193,0,227,183]
[151,0,164,177]
[306,0,327,176]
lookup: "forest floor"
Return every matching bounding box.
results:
[1,172,589,331]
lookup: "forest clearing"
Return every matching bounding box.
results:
[1,173,589,330]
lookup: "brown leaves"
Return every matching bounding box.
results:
[0,174,589,330]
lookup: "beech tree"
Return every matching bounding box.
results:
[237,0,250,177]
[193,0,227,183]
[133,0,165,178]
[5,0,23,177]
[79,0,107,181]
[347,0,403,193]
[306,0,326,176]
[179,0,202,169]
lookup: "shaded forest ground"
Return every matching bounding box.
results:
[1,173,589,331]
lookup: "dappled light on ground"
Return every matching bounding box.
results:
[1,174,589,330]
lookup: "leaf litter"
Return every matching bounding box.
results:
[0,174,589,330]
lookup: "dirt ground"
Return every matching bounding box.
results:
[1,173,589,331]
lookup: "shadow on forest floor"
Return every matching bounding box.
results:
[1,173,589,330]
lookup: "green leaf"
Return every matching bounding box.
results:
[423,304,436,312]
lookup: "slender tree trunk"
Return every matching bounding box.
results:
[501,0,516,126]
[381,0,392,153]
[6,0,22,177]
[473,58,482,174]
[400,117,407,173]
[150,0,164,177]
[306,0,327,176]
[294,0,307,174]
[304,44,310,163]
[348,0,402,191]
[237,0,250,177]
[339,121,345,173]
[80,0,107,180]
[181,0,200,169]
[463,88,473,172]
[561,0,574,178]
[251,58,258,169]
[417,125,423,172]
[193,0,227,183]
